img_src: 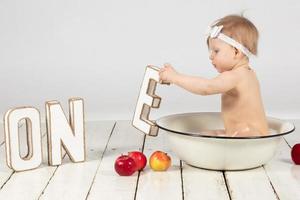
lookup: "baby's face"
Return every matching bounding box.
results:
[208,38,237,73]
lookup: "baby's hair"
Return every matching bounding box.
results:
[210,15,259,55]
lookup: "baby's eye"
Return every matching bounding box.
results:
[214,49,219,53]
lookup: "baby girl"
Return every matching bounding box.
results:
[159,15,269,137]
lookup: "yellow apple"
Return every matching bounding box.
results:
[149,151,171,171]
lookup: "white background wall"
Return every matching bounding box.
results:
[0,0,299,121]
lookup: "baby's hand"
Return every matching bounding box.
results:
[159,63,179,84]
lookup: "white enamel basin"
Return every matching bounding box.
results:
[156,112,295,171]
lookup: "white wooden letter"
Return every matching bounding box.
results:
[132,65,163,136]
[4,107,42,171]
[46,98,85,165]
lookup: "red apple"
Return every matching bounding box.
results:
[149,150,171,171]
[114,155,137,176]
[128,151,147,171]
[291,144,300,165]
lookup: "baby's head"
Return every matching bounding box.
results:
[207,15,259,73]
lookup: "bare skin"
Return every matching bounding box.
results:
[159,38,269,137]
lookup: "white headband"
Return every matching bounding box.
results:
[206,25,253,58]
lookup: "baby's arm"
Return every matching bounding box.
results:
[159,64,240,95]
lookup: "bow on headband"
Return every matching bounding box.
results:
[206,25,253,58]
[206,25,224,38]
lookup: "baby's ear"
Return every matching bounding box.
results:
[234,47,239,55]
[234,48,244,59]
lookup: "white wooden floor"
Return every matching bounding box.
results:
[0,120,300,200]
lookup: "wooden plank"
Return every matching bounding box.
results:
[262,119,300,200]
[39,121,115,199]
[263,141,300,199]
[0,144,14,187]
[86,120,145,200]
[284,119,300,146]
[135,131,182,200]
[0,123,55,199]
[0,121,114,200]
[0,122,46,188]
[182,162,230,200]
[225,167,277,200]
